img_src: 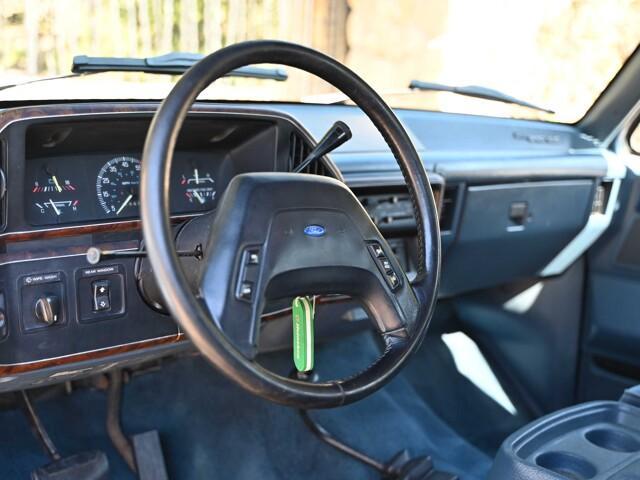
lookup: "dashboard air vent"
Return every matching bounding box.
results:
[288,132,328,176]
[359,191,415,231]
[356,179,446,234]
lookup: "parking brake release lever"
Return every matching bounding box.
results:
[292,121,352,173]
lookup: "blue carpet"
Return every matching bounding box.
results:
[0,332,492,479]
[401,335,531,455]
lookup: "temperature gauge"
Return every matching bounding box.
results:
[34,199,80,217]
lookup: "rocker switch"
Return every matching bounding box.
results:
[92,280,111,312]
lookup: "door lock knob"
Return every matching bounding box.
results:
[34,295,61,325]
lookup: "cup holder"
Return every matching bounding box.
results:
[535,451,597,480]
[585,427,640,453]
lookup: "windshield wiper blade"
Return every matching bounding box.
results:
[408,80,554,115]
[72,52,288,81]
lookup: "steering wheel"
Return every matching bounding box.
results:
[140,40,440,409]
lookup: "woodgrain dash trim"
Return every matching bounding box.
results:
[2,216,193,242]
[0,294,352,376]
[0,333,185,375]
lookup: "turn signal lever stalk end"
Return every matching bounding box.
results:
[293,121,352,173]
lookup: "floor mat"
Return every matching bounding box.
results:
[402,334,531,455]
[0,332,492,479]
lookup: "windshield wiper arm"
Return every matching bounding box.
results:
[0,73,87,92]
[408,80,554,115]
[0,52,288,93]
[72,52,288,81]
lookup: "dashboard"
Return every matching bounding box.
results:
[0,101,622,393]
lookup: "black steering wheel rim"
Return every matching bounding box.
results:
[140,40,440,409]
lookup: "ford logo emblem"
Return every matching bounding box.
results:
[304,225,326,237]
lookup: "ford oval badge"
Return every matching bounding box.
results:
[304,225,326,237]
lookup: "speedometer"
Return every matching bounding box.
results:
[96,156,141,217]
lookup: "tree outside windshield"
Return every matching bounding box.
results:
[1,0,639,123]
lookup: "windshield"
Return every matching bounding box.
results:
[1,0,639,123]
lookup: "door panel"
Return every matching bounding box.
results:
[580,169,640,400]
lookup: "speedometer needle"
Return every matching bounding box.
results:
[49,199,61,216]
[116,194,133,215]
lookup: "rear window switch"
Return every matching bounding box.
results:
[92,280,111,311]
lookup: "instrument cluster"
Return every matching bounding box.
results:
[25,152,219,226]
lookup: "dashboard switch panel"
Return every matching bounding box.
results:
[77,265,125,323]
[20,272,66,332]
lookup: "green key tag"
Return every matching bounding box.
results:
[292,296,315,372]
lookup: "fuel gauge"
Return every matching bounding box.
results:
[27,164,82,225]
[31,167,77,194]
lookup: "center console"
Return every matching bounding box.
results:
[490,386,640,479]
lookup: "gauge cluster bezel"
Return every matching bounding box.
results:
[0,106,341,239]
[11,111,290,230]
[24,150,224,226]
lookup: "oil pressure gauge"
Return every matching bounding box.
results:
[175,166,216,212]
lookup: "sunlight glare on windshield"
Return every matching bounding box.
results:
[0,0,638,122]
